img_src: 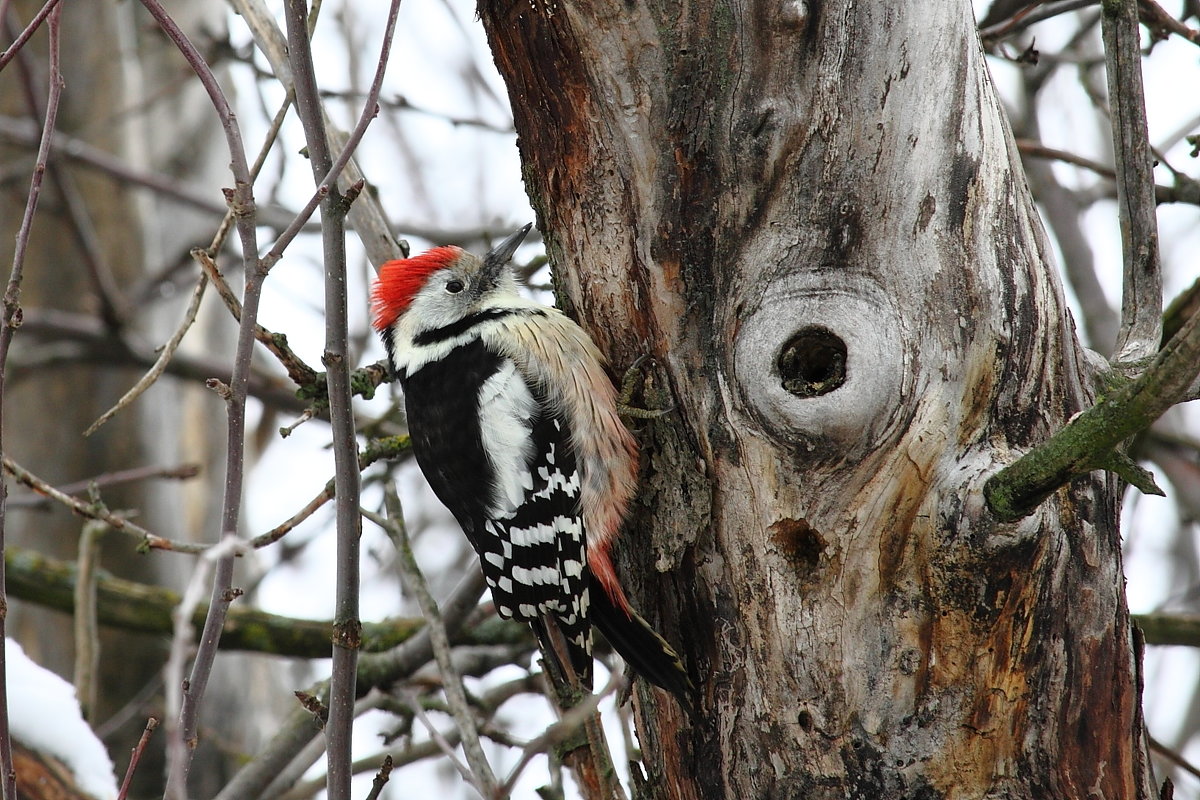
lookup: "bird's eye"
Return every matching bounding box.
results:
[445,279,465,294]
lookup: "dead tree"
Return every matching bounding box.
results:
[481,0,1161,796]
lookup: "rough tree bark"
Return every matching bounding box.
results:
[480,1,1156,798]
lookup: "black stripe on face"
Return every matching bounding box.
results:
[414,308,508,346]
[412,307,547,347]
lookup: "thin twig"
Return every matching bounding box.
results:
[191,248,318,388]
[12,307,314,415]
[228,0,406,267]
[194,89,295,262]
[405,691,481,787]
[278,676,541,800]
[0,0,62,71]
[212,569,487,800]
[279,408,317,438]
[0,113,313,232]
[498,670,626,798]
[979,0,1098,42]
[1015,138,1117,180]
[380,491,499,795]
[73,519,105,720]
[135,1,266,795]
[2,454,163,542]
[163,534,248,793]
[84,271,209,435]
[1149,735,1200,781]
[0,9,63,793]
[1103,0,1163,363]
[263,0,401,270]
[364,755,394,800]
[139,435,409,554]
[1,15,61,354]
[63,463,201,496]
[7,461,200,510]
[117,717,160,800]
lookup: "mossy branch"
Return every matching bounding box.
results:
[984,296,1200,521]
[5,545,529,658]
[1133,613,1200,648]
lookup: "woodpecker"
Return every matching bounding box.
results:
[371,224,691,706]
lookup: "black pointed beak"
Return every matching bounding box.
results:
[481,223,533,280]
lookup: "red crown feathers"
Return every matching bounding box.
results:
[371,246,463,331]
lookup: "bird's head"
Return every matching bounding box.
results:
[371,223,532,336]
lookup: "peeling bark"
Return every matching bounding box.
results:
[481,0,1154,797]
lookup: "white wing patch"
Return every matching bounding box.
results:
[477,360,537,517]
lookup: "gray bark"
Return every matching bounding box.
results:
[481,0,1155,796]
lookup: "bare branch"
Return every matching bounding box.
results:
[262,0,398,271]
[1138,0,1200,45]
[1103,0,1163,363]
[84,272,209,436]
[2,455,165,541]
[214,570,488,800]
[192,248,320,388]
[498,670,625,798]
[12,306,315,415]
[376,493,499,795]
[282,2,403,794]
[0,15,65,788]
[229,0,407,267]
[984,288,1200,519]
[0,0,62,71]
[117,718,160,800]
[1016,137,1118,181]
[7,462,200,510]
[163,534,248,795]
[135,1,268,793]
[281,3,366,783]
[405,693,480,790]
[979,0,1099,43]
[73,519,105,720]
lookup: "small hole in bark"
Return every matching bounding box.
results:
[778,327,847,397]
[798,710,814,731]
[769,517,826,573]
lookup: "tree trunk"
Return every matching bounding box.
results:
[480,1,1157,797]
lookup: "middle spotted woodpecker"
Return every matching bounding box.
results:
[371,224,691,706]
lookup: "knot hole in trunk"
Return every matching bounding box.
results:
[778,327,847,397]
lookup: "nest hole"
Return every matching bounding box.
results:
[778,327,847,397]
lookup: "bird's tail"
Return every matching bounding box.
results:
[590,586,694,710]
